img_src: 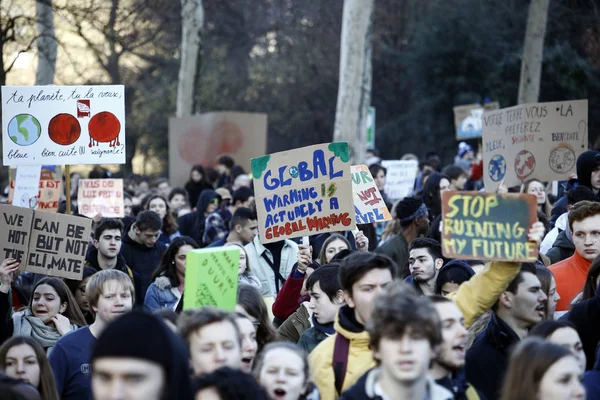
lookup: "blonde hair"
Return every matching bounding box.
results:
[86,269,135,310]
[225,242,252,273]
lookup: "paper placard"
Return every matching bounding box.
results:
[482,99,588,192]
[183,247,240,311]
[252,142,355,243]
[381,160,418,201]
[12,166,42,208]
[77,179,124,218]
[2,85,126,166]
[9,179,62,212]
[0,205,34,265]
[351,165,391,224]
[453,102,500,140]
[441,191,538,262]
[25,210,91,280]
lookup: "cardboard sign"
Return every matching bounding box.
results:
[252,142,355,243]
[77,179,124,218]
[12,166,42,208]
[2,85,126,166]
[183,247,240,311]
[9,180,62,212]
[168,112,267,186]
[482,100,588,192]
[441,191,538,262]
[351,165,391,224]
[381,160,418,201]
[453,102,500,140]
[25,210,92,280]
[0,205,34,265]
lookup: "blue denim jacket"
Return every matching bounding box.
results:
[144,276,181,312]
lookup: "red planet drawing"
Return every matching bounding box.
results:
[48,114,81,145]
[88,111,121,147]
[178,120,244,165]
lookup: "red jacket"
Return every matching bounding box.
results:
[272,266,309,321]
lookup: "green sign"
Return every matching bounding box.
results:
[366,107,375,148]
[183,247,240,311]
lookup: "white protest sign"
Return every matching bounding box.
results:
[351,165,391,224]
[77,179,124,218]
[482,100,588,192]
[381,160,418,201]
[2,85,125,166]
[12,165,41,209]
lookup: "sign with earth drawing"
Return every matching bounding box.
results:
[482,100,588,192]
[2,85,126,166]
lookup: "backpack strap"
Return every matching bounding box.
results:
[333,334,350,396]
[260,253,286,292]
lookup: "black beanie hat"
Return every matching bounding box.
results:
[394,196,424,221]
[576,150,600,189]
[435,260,475,294]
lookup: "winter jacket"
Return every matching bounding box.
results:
[436,368,485,400]
[272,266,314,321]
[567,284,600,370]
[540,212,568,255]
[373,232,409,273]
[545,228,575,265]
[184,180,213,212]
[583,348,600,397]
[549,178,578,229]
[298,315,335,354]
[238,272,261,289]
[144,276,181,312]
[278,303,311,343]
[119,227,167,301]
[404,275,425,295]
[549,251,591,311]
[339,367,453,400]
[465,313,520,400]
[448,260,522,329]
[244,236,298,297]
[309,305,374,400]
[177,190,220,244]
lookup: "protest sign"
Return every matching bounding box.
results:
[381,160,418,201]
[183,247,240,311]
[366,107,376,148]
[351,165,391,224]
[25,210,92,280]
[0,205,34,266]
[252,142,355,243]
[441,191,538,262]
[77,179,124,218]
[8,179,62,212]
[168,112,267,186]
[12,166,42,209]
[2,85,126,166]
[453,102,500,140]
[482,100,588,192]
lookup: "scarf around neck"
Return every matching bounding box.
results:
[12,309,76,353]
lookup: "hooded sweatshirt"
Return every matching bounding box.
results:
[177,189,219,244]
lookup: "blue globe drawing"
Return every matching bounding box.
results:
[488,154,506,182]
[8,114,42,146]
[289,166,299,178]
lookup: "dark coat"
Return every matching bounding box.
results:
[545,229,575,265]
[436,368,486,400]
[297,316,335,354]
[583,348,600,398]
[465,313,520,400]
[177,189,219,244]
[567,285,600,370]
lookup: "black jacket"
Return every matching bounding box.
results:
[177,189,219,244]
[567,285,600,370]
[119,228,167,301]
[436,368,486,400]
[545,229,575,265]
[465,313,520,400]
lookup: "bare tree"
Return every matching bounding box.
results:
[332,0,374,164]
[517,0,550,104]
[176,0,203,117]
[35,0,57,84]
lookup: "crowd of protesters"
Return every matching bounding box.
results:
[0,146,599,400]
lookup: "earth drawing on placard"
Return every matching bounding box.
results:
[88,112,121,147]
[8,114,42,146]
[515,150,536,180]
[488,154,506,182]
[48,113,81,145]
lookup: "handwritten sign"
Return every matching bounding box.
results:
[2,85,125,166]
[381,160,418,201]
[12,166,42,208]
[9,179,63,212]
[351,165,391,224]
[77,179,124,218]
[0,205,34,266]
[453,102,500,140]
[251,143,355,243]
[482,100,588,191]
[441,191,538,262]
[25,210,91,280]
[183,247,240,311]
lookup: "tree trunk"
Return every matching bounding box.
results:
[517,0,550,104]
[177,0,204,117]
[35,0,57,85]
[332,0,374,165]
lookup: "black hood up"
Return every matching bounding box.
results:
[576,150,600,188]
